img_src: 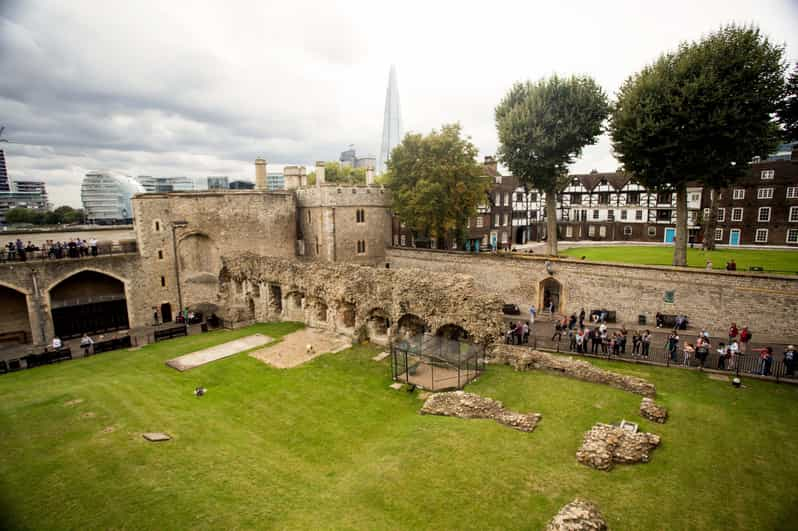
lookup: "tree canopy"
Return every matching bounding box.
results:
[495,74,609,255]
[385,123,489,246]
[777,63,798,142]
[610,24,785,264]
[4,206,84,225]
[308,162,367,186]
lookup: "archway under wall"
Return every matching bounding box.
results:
[365,308,390,343]
[435,323,469,341]
[0,284,32,345]
[49,270,129,339]
[539,277,563,315]
[397,313,427,339]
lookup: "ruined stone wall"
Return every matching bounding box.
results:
[218,254,504,344]
[132,191,297,313]
[386,248,798,338]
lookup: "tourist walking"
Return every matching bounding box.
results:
[717,342,727,370]
[783,345,796,377]
[80,334,94,356]
[667,331,680,363]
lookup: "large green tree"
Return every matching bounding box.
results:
[611,25,785,260]
[777,63,798,142]
[385,123,489,247]
[495,75,609,256]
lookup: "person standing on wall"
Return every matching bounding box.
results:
[783,345,796,377]
[739,326,752,354]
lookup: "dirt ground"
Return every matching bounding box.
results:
[249,328,351,368]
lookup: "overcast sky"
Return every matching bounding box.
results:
[2,0,797,207]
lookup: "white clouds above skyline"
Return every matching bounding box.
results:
[1,0,797,207]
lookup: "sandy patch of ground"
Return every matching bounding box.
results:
[249,328,351,368]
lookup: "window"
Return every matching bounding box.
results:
[647,226,657,237]
[714,228,723,241]
[758,207,771,222]
[657,192,672,204]
[494,214,500,227]
[731,208,743,222]
[515,192,523,201]
[500,231,508,243]
[400,234,406,246]
[158,250,163,260]
[529,210,538,220]
[476,216,484,228]
[356,240,366,254]
[620,210,627,220]
[529,193,538,202]
[307,210,312,223]
[717,208,726,222]
[627,191,640,204]
[623,225,632,236]
[787,228,798,243]
[504,193,510,206]
[598,192,609,205]
[571,193,581,205]
[608,209,614,220]
[635,210,643,221]
[355,209,365,223]
[755,229,768,243]
[160,276,166,287]
[588,225,596,237]
[315,237,320,254]
[154,221,160,231]
[566,226,573,237]
[503,214,509,226]
[733,188,745,200]
[787,187,798,199]
[690,193,700,202]
[592,209,599,220]
[466,218,470,228]
[790,206,798,222]
[656,209,670,221]
[760,169,775,180]
[757,188,773,200]
[599,226,607,237]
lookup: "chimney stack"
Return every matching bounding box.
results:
[315,161,326,188]
[483,155,497,176]
[299,166,308,188]
[284,166,300,190]
[255,158,267,190]
[366,167,375,185]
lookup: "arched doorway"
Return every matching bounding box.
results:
[397,314,427,339]
[160,303,173,323]
[365,308,390,344]
[49,271,129,339]
[435,324,469,341]
[0,284,32,345]
[539,278,562,315]
[515,227,525,245]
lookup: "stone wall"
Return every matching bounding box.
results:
[219,254,504,344]
[386,248,798,338]
[132,191,297,314]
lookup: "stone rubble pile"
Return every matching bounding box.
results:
[490,345,656,397]
[545,498,608,531]
[639,397,668,423]
[576,423,661,471]
[420,391,542,432]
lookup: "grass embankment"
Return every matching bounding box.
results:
[1,322,797,530]
[560,245,798,273]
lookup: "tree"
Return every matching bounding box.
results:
[611,25,785,261]
[777,63,798,142]
[385,123,489,247]
[495,75,609,256]
[307,162,367,186]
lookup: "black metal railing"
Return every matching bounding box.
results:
[0,240,137,263]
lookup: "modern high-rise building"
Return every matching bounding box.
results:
[229,180,255,190]
[136,175,195,193]
[207,176,229,190]
[13,180,48,206]
[0,149,10,192]
[339,147,376,170]
[377,65,403,175]
[81,171,144,224]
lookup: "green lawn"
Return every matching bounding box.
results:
[560,245,798,273]
[1,322,797,530]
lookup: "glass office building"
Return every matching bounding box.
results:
[81,171,144,224]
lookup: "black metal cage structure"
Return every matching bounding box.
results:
[391,333,486,391]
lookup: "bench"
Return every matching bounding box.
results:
[24,348,72,368]
[658,314,689,330]
[154,326,188,342]
[0,330,28,345]
[92,336,132,354]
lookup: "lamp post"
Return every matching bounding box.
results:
[171,221,188,324]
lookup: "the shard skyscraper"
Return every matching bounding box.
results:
[377,65,403,175]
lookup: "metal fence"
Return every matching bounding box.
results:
[521,330,797,382]
[0,240,137,263]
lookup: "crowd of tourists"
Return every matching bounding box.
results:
[3,238,99,261]
[505,308,796,379]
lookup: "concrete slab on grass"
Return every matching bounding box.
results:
[708,373,730,382]
[372,351,390,361]
[166,333,271,371]
[142,432,171,442]
[389,383,403,390]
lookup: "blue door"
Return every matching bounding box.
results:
[729,229,740,246]
[664,228,676,243]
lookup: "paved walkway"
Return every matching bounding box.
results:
[166,333,272,371]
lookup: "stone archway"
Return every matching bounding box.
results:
[284,291,304,321]
[336,301,356,330]
[435,323,469,341]
[49,270,129,339]
[0,283,33,345]
[397,314,427,339]
[539,277,563,315]
[365,308,390,344]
